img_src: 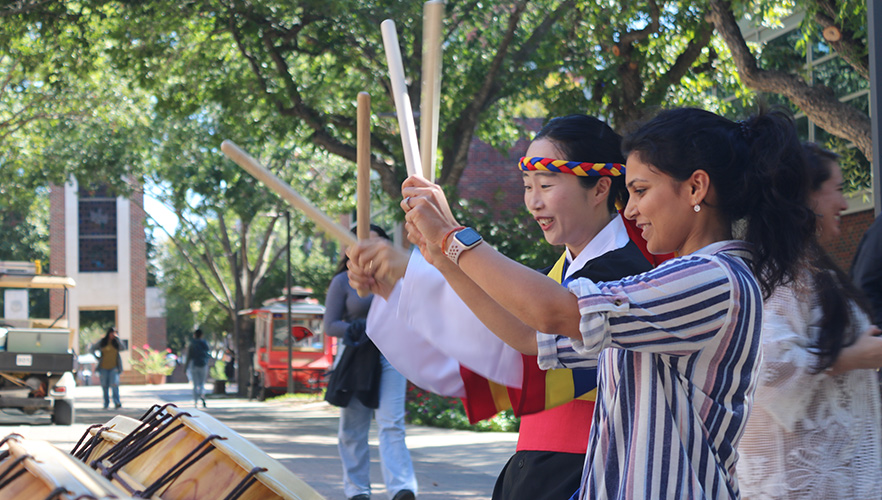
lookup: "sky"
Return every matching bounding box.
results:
[143,188,178,238]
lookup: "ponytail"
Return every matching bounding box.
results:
[622,107,815,298]
[736,110,816,298]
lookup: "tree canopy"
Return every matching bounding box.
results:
[0,0,877,394]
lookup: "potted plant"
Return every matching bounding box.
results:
[131,344,175,384]
[210,359,227,394]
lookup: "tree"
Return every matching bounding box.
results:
[542,1,718,129]
[15,0,875,395]
[144,108,356,394]
[89,1,722,196]
[709,0,872,163]
[0,0,149,194]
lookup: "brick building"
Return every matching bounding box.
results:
[457,118,543,215]
[49,180,160,384]
[829,195,876,272]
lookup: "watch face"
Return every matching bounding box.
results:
[455,227,482,246]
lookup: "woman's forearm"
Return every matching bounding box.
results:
[456,243,582,340]
[433,248,540,355]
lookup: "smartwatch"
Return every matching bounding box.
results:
[445,227,483,264]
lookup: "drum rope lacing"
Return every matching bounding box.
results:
[70,424,110,462]
[0,435,31,492]
[70,403,266,500]
[224,466,269,500]
[138,434,225,498]
[0,435,105,500]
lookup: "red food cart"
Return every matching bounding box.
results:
[240,291,334,400]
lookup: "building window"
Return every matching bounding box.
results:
[78,184,118,272]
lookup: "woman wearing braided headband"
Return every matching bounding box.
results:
[348,115,656,500]
[394,108,816,499]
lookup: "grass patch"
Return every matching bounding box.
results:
[266,390,326,403]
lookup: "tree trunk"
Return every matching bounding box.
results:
[234,312,253,397]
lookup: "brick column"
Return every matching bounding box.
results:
[49,183,67,319]
[125,186,149,385]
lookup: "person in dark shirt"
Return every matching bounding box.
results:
[96,327,124,409]
[186,328,212,408]
[852,215,882,326]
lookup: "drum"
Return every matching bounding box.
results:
[71,404,324,500]
[0,433,134,500]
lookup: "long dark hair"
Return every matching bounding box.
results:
[534,114,628,213]
[802,143,872,372]
[98,327,119,348]
[622,107,816,298]
[334,223,390,276]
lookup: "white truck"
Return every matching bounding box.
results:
[0,269,77,425]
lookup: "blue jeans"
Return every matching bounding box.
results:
[98,368,121,408]
[188,364,210,403]
[338,356,417,498]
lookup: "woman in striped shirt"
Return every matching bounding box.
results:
[349,115,656,500]
[396,108,815,499]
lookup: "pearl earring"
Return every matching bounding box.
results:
[693,204,701,213]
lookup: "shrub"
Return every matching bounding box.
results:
[405,383,519,433]
[131,344,175,376]
[209,359,227,381]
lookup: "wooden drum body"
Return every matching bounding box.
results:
[0,434,134,500]
[71,404,324,500]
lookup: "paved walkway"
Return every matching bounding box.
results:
[0,383,518,500]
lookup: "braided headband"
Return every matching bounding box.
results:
[519,156,624,177]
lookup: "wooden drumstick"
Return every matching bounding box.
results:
[381,19,423,178]
[357,92,371,241]
[355,93,372,298]
[420,0,443,182]
[220,140,357,247]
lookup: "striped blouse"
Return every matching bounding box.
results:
[537,241,762,499]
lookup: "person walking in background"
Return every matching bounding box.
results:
[851,214,882,326]
[96,327,124,409]
[224,347,236,384]
[186,328,211,408]
[737,144,882,499]
[324,224,417,500]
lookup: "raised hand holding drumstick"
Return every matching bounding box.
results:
[401,176,461,254]
[349,3,447,293]
[346,239,410,300]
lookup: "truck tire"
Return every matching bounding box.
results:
[53,399,74,425]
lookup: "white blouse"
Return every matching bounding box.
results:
[737,279,882,500]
